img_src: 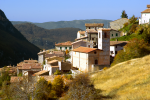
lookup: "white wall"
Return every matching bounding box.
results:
[110,46,115,57]
[55,46,72,51]
[72,51,88,72]
[139,13,150,24]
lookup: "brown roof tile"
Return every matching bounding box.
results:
[73,47,98,53]
[86,29,98,33]
[22,63,41,70]
[110,41,128,46]
[10,76,23,83]
[78,31,85,34]
[47,60,58,64]
[33,70,49,76]
[141,8,150,13]
[85,23,104,27]
[51,66,59,68]
[55,41,72,46]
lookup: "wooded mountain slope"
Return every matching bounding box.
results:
[92,54,150,100]
[0,9,40,67]
[11,19,112,30]
[14,23,81,49]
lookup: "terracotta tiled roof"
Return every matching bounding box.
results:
[73,47,98,53]
[33,70,49,76]
[85,23,104,27]
[45,53,64,58]
[47,60,58,64]
[10,76,23,83]
[76,36,88,40]
[86,29,98,33]
[51,66,59,68]
[110,41,128,46]
[55,41,72,46]
[78,31,85,34]
[22,63,41,70]
[141,9,150,13]
[24,60,38,63]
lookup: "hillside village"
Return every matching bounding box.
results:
[0,4,150,100]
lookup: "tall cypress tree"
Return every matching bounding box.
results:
[121,10,128,18]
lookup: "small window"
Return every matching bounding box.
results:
[104,32,107,38]
[115,51,117,54]
[99,32,101,38]
[94,51,97,54]
[65,47,67,50]
[112,34,113,37]
[111,51,113,54]
[89,27,90,29]
[60,47,62,50]
[92,38,94,40]
[116,33,118,36]
[88,45,90,47]
[115,46,117,48]
[69,47,72,50]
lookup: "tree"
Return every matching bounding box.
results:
[121,10,128,18]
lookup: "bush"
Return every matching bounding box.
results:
[52,75,65,97]
[103,67,108,70]
[60,73,102,100]
[64,74,73,80]
[54,69,61,75]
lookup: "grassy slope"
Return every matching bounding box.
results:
[110,33,143,41]
[92,55,150,100]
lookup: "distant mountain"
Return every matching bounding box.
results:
[0,9,40,67]
[14,23,81,49]
[11,19,112,30]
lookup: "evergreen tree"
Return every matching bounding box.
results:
[121,10,128,18]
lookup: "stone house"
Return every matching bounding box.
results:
[17,60,42,76]
[71,40,93,50]
[55,41,72,51]
[77,30,86,39]
[72,28,110,72]
[43,59,72,75]
[139,5,150,24]
[38,50,65,64]
[110,41,128,57]
[110,18,129,36]
[110,29,120,39]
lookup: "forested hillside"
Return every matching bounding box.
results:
[14,23,81,49]
[0,9,40,67]
[11,19,112,30]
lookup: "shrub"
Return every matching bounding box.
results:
[54,69,61,75]
[103,67,108,70]
[64,74,73,80]
[52,75,65,97]
[60,73,102,100]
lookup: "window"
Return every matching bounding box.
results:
[65,47,67,50]
[116,33,118,36]
[111,51,113,54]
[104,32,107,38]
[94,51,97,54]
[89,27,90,29]
[99,32,101,38]
[115,51,117,54]
[60,47,62,50]
[88,45,90,47]
[95,59,98,65]
[69,47,72,50]
[112,34,113,37]
[92,38,94,40]
[115,46,117,48]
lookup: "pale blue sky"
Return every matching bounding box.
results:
[1,0,150,23]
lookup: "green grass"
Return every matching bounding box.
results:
[110,33,143,41]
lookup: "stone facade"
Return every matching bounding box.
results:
[110,18,128,30]
[110,30,121,39]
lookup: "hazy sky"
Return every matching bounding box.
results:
[1,0,150,23]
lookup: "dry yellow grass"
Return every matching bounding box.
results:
[92,54,150,100]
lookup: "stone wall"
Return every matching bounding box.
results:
[110,18,128,30]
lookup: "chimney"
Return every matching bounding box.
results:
[147,5,150,8]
